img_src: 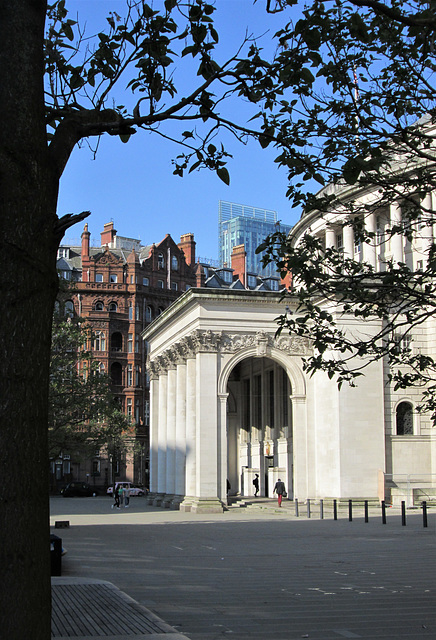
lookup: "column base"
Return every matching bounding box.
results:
[189,497,225,514]
[179,496,196,512]
[162,494,174,509]
[170,495,184,510]
[146,492,156,505]
[153,493,165,507]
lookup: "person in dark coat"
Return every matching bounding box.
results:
[273,478,286,507]
[253,474,259,497]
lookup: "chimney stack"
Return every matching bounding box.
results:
[231,244,246,287]
[101,222,117,247]
[178,233,196,268]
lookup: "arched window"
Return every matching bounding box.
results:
[64,300,74,317]
[111,332,122,352]
[158,306,164,315]
[98,362,105,375]
[171,255,178,271]
[396,402,414,435]
[145,306,153,322]
[109,302,118,312]
[95,301,104,311]
[111,362,122,386]
[158,252,165,268]
[93,331,106,352]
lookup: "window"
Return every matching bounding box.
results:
[416,260,423,272]
[158,252,165,268]
[127,364,133,387]
[268,279,279,291]
[111,362,122,386]
[158,306,164,315]
[127,398,132,418]
[143,277,149,286]
[248,275,257,288]
[171,255,179,270]
[135,304,140,320]
[93,331,106,352]
[64,300,74,317]
[98,362,105,375]
[145,306,153,322]
[127,333,133,353]
[95,301,104,311]
[158,280,164,289]
[336,233,343,253]
[135,335,139,353]
[109,302,118,312]
[396,402,413,435]
[95,273,103,282]
[394,333,413,355]
[171,282,178,291]
[135,364,140,386]
[144,401,150,427]
[135,399,140,423]
[129,304,133,320]
[111,332,122,352]
[110,274,118,283]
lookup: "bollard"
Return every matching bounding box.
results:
[333,499,337,521]
[295,498,299,517]
[348,499,353,522]
[320,499,324,520]
[422,501,428,528]
[364,500,369,523]
[381,500,386,524]
[401,500,406,526]
[307,499,311,519]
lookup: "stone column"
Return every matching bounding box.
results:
[290,395,308,501]
[343,223,354,259]
[172,361,187,509]
[153,371,167,507]
[325,227,336,249]
[180,357,196,512]
[420,194,433,266]
[163,366,177,507]
[363,212,377,269]
[148,373,159,502]
[218,393,229,503]
[390,202,403,263]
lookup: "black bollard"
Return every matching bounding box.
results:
[422,501,428,528]
[307,499,311,519]
[348,499,353,522]
[364,500,369,523]
[320,499,324,520]
[295,498,299,517]
[401,500,406,526]
[381,500,386,524]
[333,499,337,521]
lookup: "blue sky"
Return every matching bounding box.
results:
[57,1,301,260]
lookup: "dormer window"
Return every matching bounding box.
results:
[171,255,179,271]
[158,252,165,268]
[110,274,117,283]
[95,273,103,283]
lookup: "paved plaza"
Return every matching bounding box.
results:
[50,496,436,639]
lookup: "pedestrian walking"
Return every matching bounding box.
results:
[111,485,120,509]
[273,478,287,507]
[124,484,130,508]
[118,483,124,507]
[253,473,259,497]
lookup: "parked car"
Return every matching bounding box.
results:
[106,482,146,497]
[61,482,97,497]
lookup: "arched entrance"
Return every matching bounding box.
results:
[226,356,294,499]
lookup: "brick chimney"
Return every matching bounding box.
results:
[231,244,246,287]
[101,222,117,247]
[178,233,196,267]
[81,223,91,282]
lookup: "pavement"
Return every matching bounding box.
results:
[50,496,436,639]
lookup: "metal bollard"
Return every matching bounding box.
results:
[381,500,386,524]
[401,500,406,526]
[348,499,353,522]
[333,499,337,521]
[307,499,311,519]
[422,501,428,528]
[295,498,299,517]
[364,500,369,523]
[320,499,324,520]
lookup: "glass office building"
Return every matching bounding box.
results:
[218,201,292,277]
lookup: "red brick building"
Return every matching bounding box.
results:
[55,222,198,489]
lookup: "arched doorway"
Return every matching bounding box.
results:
[226,356,293,499]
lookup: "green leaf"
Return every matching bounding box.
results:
[119,133,131,144]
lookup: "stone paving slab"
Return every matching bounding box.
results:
[51,577,190,639]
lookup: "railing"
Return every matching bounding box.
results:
[384,473,436,507]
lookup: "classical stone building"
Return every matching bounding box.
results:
[143,184,436,512]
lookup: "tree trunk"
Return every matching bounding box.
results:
[0,2,59,638]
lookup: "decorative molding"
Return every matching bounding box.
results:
[148,329,311,373]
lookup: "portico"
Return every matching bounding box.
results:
[143,288,386,513]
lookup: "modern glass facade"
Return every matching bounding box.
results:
[218,201,292,277]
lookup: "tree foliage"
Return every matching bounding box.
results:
[253,0,436,421]
[48,313,132,460]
